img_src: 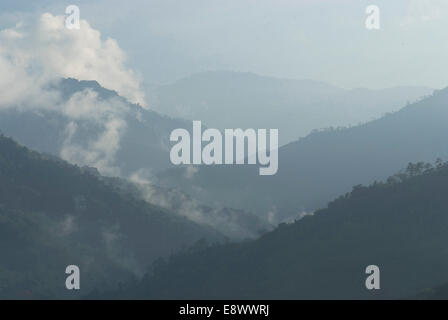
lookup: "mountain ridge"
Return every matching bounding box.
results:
[119,160,448,299]
[0,133,223,298]
[156,86,448,223]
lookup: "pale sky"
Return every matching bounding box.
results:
[1,0,447,89]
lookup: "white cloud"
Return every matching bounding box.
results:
[0,26,24,40]
[59,90,129,176]
[36,13,146,107]
[0,27,55,109]
[0,13,147,175]
[184,165,199,179]
[57,214,78,236]
[0,12,146,107]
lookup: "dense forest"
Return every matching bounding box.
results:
[109,160,448,299]
[0,134,221,299]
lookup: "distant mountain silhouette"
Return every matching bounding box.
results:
[0,78,187,175]
[157,87,448,223]
[0,78,271,240]
[150,71,433,145]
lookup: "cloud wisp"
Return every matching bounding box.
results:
[0,13,146,175]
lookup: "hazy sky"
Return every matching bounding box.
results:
[1,0,447,89]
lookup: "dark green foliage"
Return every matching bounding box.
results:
[128,161,448,299]
[0,134,220,299]
[414,283,448,300]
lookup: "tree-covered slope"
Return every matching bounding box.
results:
[414,283,448,300]
[0,134,221,299]
[129,162,448,299]
[0,78,189,175]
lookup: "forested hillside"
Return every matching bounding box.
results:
[125,161,448,299]
[0,134,221,299]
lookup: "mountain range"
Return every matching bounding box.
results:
[156,86,448,223]
[118,161,448,299]
[0,78,185,176]
[2,72,447,299]
[0,133,222,299]
[149,71,433,145]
